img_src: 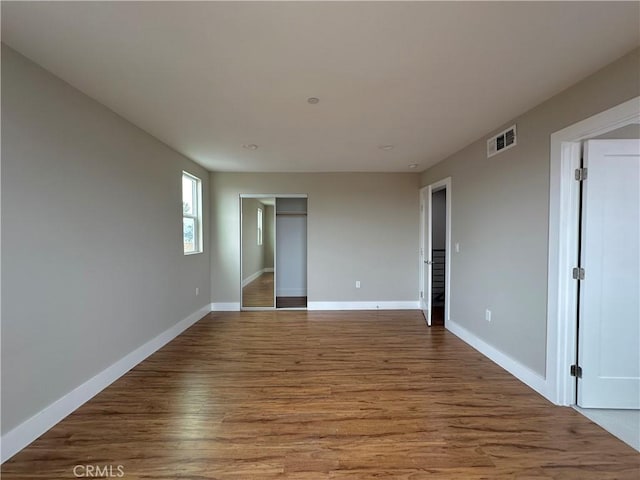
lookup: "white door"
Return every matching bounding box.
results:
[577,139,640,408]
[420,187,433,325]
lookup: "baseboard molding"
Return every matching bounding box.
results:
[446,319,550,400]
[0,304,212,463]
[211,301,418,312]
[264,268,274,273]
[276,288,307,297]
[307,301,420,311]
[242,269,265,287]
[210,302,241,311]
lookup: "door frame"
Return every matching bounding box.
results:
[239,193,308,311]
[546,96,639,405]
[239,194,277,311]
[419,177,452,326]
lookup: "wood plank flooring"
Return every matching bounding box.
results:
[242,272,274,307]
[276,296,308,308]
[3,311,639,479]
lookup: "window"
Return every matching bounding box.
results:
[182,171,202,254]
[257,207,263,246]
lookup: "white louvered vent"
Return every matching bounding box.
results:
[487,125,517,158]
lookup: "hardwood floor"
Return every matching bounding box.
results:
[242,272,274,307]
[431,306,444,326]
[3,311,638,479]
[276,296,307,308]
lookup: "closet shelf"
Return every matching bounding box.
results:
[276,211,307,215]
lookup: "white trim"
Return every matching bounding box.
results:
[240,193,308,199]
[210,302,241,311]
[239,196,244,306]
[242,269,266,288]
[419,177,452,326]
[0,304,211,463]
[264,267,274,273]
[273,199,278,305]
[419,186,429,322]
[547,96,640,406]
[308,301,419,311]
[447,320,549,399]
[182,170,203,255]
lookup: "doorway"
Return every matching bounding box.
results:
[575,138,639,409]
[430,188,447,326]
[547,100,640,406]
[275,197,307,308]
[547,98,639,449]
[240,194,308,310]
[419,178,451,327]
[240,196,275,309]
[574,137,640,451]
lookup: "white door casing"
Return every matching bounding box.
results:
[419,186,430,324]
[577,139,640,409]
[425,187,433,326]
[547,96,640,406]
[419,178,452,327]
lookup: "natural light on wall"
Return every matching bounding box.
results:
[182,171,202,254]
[257,207,263,246]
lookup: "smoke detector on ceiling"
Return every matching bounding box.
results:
[487,125,517,158]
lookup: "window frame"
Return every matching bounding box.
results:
[257,207,263,246]
[182,171,203,255]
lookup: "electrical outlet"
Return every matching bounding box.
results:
[195,287,199,296]
[485,309,491,322]
[355,281,361,288]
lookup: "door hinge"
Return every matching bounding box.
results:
[570,364,582,378]
[575,167,588,181]
[572,267,585,280]
[420,291,424,298]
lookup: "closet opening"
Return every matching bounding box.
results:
[240,194,307,310]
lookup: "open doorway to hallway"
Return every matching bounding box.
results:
[419,178,451,327]
[430,188,446,326]
[547,98,640,451]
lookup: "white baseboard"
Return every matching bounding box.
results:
[276,288,307,297]
[210,302,241,311]
[446,319,550,400]
[0,304,212,463]
[307,301,420,311]
[264,268,274,273]
[242,269,264,287]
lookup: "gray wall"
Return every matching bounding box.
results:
[210,173,420,303]
[420,48,640,375]
[241,198,266,281]
[275,198,307,297]
[1,45,211,434]
[593,123,640,140]
[264,205,275,269]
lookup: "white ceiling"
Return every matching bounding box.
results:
[2,2,639,173]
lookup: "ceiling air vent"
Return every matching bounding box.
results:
[487,124,517,158]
